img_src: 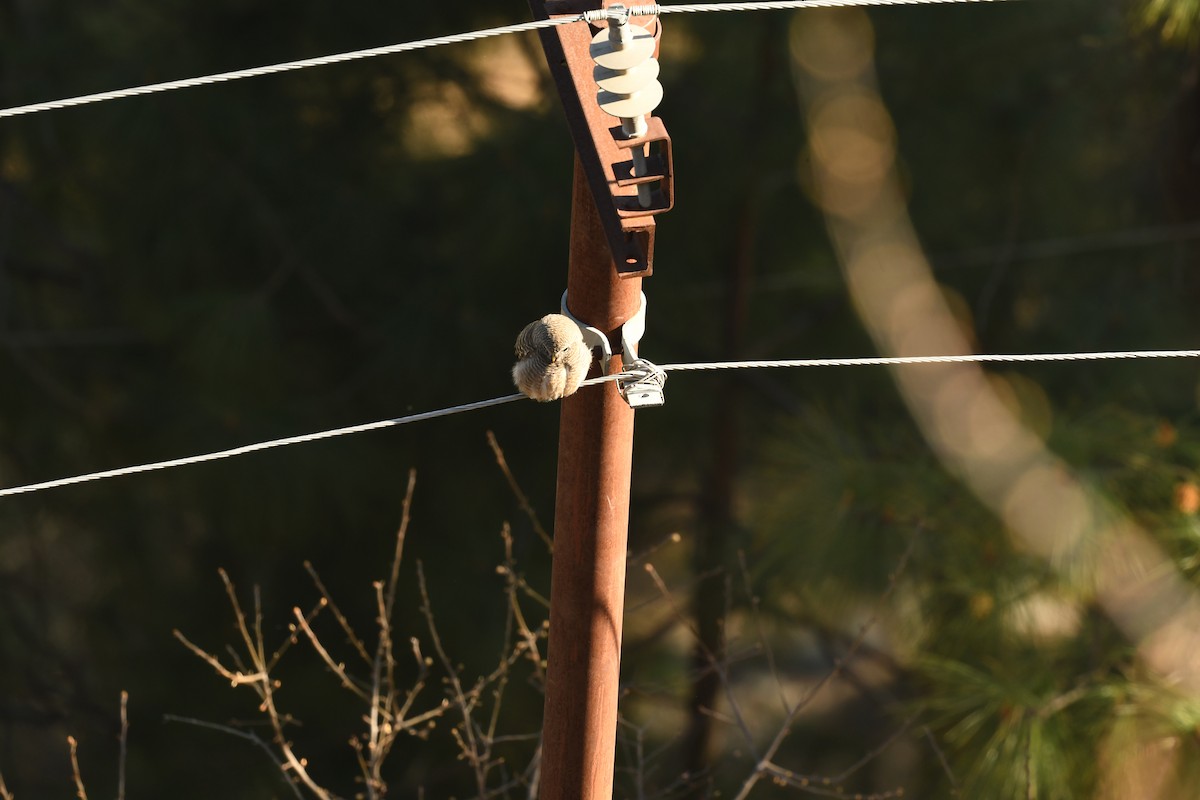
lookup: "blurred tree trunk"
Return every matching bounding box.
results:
[680,22,777,793]
[1164,58,1200,221]
[680,212,754,790]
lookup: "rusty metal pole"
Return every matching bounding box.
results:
[539,155,643,800]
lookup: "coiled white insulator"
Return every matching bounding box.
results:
[589,15,663,138]
[590,8,663,208]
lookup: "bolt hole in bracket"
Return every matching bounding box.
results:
[531,0,674,277]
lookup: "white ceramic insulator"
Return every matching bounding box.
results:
[589,25,663,124]
[594,58,659,95]
[589,24,655,70]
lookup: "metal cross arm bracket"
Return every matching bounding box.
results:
[529,0,674,277]
[611,118,673,217]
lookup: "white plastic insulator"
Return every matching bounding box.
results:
[589,22,663,132]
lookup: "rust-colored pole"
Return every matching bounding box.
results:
[539,156,642,800]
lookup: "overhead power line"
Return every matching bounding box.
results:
[0,17,580,120]
[0,392,525,497]
[648,0,1011,14]
[0,0,1017,120]
[658,348,1200,371]
[0,345,1192,499]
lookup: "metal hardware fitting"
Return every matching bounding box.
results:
[559,289,642,371]
[529,0,674,277]
[616,359,666,407]
[592,3,663,208]
[559,290,665,407]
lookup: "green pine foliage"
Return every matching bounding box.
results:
[1144,0,1200,43]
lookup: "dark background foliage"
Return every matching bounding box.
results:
[2,0,1199,797]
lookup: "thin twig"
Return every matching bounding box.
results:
[253,585,268,679]
[1025,713,1037,800]
[255,644,332,799]
[525,739,542,800]
[292,607,371,700]
[178,573,334,800]
[759,767,904,800]
[267,598,325,672]
[616,717,649,800]
[628,531,683,568]
[164,715,306,800]
[732,534,918,800]
[304,561,372,665]
[395,636,439,724]
[383,470,417,625]
[486,573,515,746]
[1037,684,1091,719]
[117,691,129,800]
[626,566,725,616]
[832,714,917,783]
[67,737,88,800]
[737,550,789,715]
[487,431,553,553]
[922,726,961,797]
[218,569,256,661]
[500,525,548,685]
[418,560,491,796]
[367,580,389,797]
[0,769,12,800]
[173,629,266,685]
[642,563,760,757]
[487,732,542,745]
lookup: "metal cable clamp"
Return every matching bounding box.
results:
[616,358,666,408]
[560,289,666,407]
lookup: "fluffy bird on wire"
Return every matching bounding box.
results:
[513,314,592,401]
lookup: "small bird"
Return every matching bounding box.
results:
[512,314,592,401]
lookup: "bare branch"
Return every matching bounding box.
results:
[643,563,759,757]
[499,525,547,686]
[383,469,417,626]
[164,715,306,800]
[66,737,88,800]
[356,469,420,798]
[253,585,268,672]
[1025,714,1036,800]
[1037,685,1091,719]
[292,607,370,700]
[628,531,683,569]
[256,654,334,799]
[117,691,129,800]
[759,763,904,800]
[486,590,514,746]
[487,431,553,553]
[267,598,325,672]
[922,726,960,797]
[395,636,435,723]
[418,560,491,796]
[830,714,917,783]
[525,739,542,800]
[179,575,337,800]
[219,569,260,663]
[626,566,723,616]
[173,629,266,686]
[367,580,388,797]
[737,550,789,715]
[304,561,372,666]
[732,535,918,800]
[172,473,542,800]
